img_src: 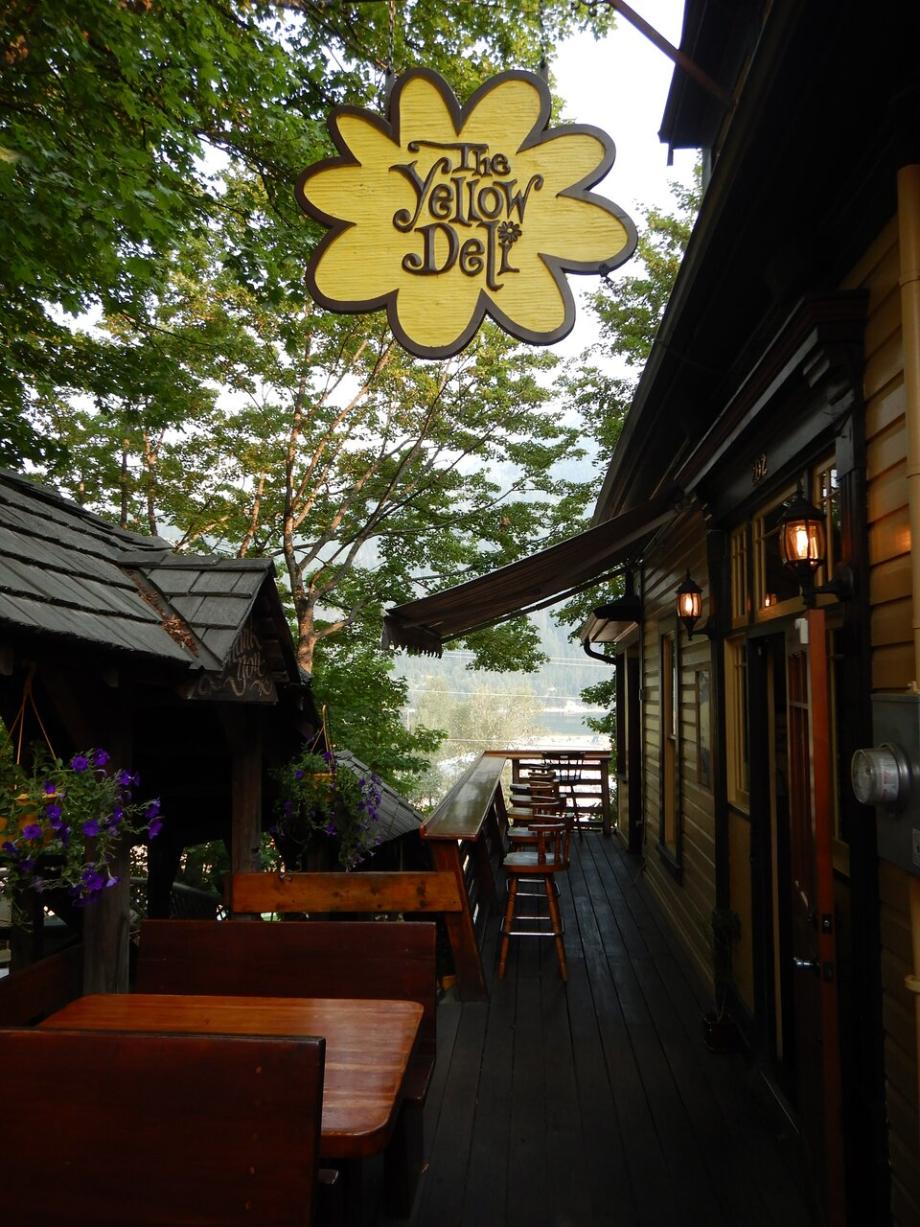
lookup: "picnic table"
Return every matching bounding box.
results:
[43,992,423,1160]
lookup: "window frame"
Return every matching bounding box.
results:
[657,623,682,875]
[724,633,750,814]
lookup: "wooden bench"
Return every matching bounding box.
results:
[225,866,487,1003]
[137,917,437,1218]
[1,1026,325,1226]
[0,941,83,1026]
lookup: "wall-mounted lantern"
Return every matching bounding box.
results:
[778,487,853,607]
[676,570,715,640]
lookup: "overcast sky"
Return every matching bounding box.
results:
[552,0,696,360]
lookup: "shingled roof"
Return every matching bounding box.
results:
[335,749,424,844]
[0,470,296,684]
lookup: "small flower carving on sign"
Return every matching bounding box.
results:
[297,69,637,359]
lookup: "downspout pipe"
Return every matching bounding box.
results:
[582,637,616,664]
[896,163,920,1137]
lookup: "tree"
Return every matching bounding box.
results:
[0,0,613,462]
[2,1,617,785]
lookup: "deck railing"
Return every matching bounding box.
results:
[483,747,612,835]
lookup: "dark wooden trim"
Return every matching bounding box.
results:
[708,529,731,916]
[746,634,775,1055]
[657,619,683,872]
[627,643,643,854]
[833,408,891,1223]
[677,292,868,497]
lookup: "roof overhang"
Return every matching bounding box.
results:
[381,494,676,657]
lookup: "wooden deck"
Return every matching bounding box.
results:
[381,832,818,1227]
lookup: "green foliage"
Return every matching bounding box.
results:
[579,674,617,742]
[1,0,616,786]
[312,638,444,789]
[587,174,701,369]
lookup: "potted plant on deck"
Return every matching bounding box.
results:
[270,746,384,871]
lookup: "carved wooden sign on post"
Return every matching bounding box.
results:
[296,69,637,358]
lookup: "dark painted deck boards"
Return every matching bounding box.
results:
[382,833,818,1227]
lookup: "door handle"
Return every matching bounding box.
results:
[793,957,819,974]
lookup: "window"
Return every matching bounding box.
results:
[725,635,750,812]
[753,485,801,617]
[659,628,680,865]
[812,458,841,586]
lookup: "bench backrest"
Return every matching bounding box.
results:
[137,918,437,1060]
[0,943,83,1026]
[1,1027,324,1226]
[226,869,463,915]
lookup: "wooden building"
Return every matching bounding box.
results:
[0,469,338,986]
[385,4,920,1223]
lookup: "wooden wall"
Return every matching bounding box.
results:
[641,509,717,992]
[844,217,919,1226]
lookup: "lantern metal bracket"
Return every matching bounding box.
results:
[799,562,855,609]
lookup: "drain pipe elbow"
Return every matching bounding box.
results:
[582,637,616,664]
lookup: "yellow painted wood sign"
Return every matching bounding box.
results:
[296,69,637,358]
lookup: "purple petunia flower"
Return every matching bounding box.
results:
[104,872,119,889]
[45,801,62,823]
[144,799,161,820]
[114,769,135,788]
[42,780,56,795]
[21,822,43,842]
[148,818,163,839]
[108,807,124,828]
[91,748,110,768]
[323,821,337,836]
[70,754,90,773]
[82,818,101,837]
[294,769,304,780]
[59,825,71,845]
[81,867,106,892]
[1,839,17,856]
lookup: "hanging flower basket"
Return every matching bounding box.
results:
[270,749,383,872]
[0,728,162,921]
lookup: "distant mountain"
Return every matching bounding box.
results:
[394,606,612,746]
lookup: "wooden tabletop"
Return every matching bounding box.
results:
[43,994,423,1159]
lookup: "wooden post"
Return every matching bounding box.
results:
[82,840,131,994]
[807,607,846,1226]
[428,841,487,1001]
[599,757,611,837]
[82,697,132,994]
[224,706,263,919]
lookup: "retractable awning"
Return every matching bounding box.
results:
[381,494,675,656]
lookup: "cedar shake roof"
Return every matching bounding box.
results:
[334,749,424,843]
[0,470,297,685]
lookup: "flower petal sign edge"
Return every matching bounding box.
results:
[295,68,638,359]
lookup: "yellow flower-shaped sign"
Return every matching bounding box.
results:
[297,69,637,358]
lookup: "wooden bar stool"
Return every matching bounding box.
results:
[498,820,572,981]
